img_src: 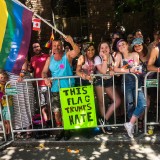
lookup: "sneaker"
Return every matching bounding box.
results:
[124,122,134,138]
[64,130,71,141]
[55,130,64,141]
[98,118,113,135]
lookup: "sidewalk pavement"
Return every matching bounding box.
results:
[9,126,160,148]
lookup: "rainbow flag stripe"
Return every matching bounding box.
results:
[0,0,33,74]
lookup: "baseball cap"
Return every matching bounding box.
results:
[131,38,143,47]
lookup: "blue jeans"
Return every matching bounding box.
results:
[123,75,146,119]
[124,81,135,119]
[133,89,146,118]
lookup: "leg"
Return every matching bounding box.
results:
[3,120,7,133]
[39,87,49,122]
[132,90,147,122]
[95,85,105,118]
[3,116,12,140]
[51,92,62,127]
[42,105,52,128]
[6,120,11,135]
[104,86,121,121]
[42,106,48,121]
[51,92,64,141]
[130,115,138,125]
[139,95,150,120]
[125,86,135,120]
[124,90,147,138]
[54,109,62,127]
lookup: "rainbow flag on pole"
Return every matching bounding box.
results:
[45,32,54,48]
[0,0,33,74]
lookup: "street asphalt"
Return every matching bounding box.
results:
[0,125,160,160]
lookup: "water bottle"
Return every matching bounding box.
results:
[92,127,101,135]
[135,65,142,74]
[148,126,154,135]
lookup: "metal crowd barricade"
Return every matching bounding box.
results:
[144,71,160,134]
[0,95,14,147]
[0,103,7,142]
[91,73,139,131]
[2,72,139,142]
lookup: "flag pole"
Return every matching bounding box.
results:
[52,11,56,33]
[13,0,67,38]
[35,14,67,38]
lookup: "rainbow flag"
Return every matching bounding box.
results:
[45,32,54,48]
[45,41,51,48]
[0,0,33,74]
[50,32,54,41]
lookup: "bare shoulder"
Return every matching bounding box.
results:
[152,46,159,53]
[114,52,122,60]
[150,46,159,58]
[131,51,139,56]
[113,52,122,67]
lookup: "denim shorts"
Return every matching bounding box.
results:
[94,77,113,88]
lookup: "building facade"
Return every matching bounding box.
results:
[22,0,160,47]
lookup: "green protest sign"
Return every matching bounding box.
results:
[146,79,158,88]
[60,85,97,130]
[5,88,18,95]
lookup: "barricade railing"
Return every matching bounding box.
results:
[144,71,160,134]
[0,103,7,142]
[2,73,139,141]
[0,95,14,147]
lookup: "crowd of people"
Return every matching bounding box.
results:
[0,29,160,141]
